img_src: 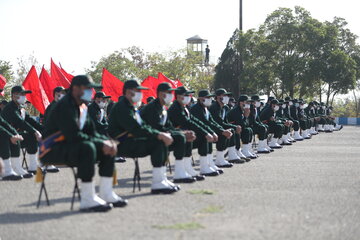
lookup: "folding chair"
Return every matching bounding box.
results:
[132,158,141,193]
[37,166,81,210]
[21,148,28,169]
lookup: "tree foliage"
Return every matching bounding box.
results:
[215,6,359,105]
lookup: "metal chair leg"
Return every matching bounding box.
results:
[71,167,80,211]
[37,166,50,208]
[21,148,28,169]
[133,158,141,193]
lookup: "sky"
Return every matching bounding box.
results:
[1,0,360,75]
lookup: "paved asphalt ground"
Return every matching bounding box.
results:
[0,126,359,240]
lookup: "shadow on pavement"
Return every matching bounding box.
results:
[0,211,77,224]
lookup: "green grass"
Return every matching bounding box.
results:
[152,222,205,230]
[199,205,223,214]
[186,189,215,195]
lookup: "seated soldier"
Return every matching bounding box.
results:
[108,80,178,194]
[305,101,319,135]
[43,86,66,125]
[284,97,303,141]
[0,99,8,113]
[191,90,237,170]
[141,83,199,183]
[260,99,284,149]
[228,95,264,157]
[88,91,111,136]
[0,114,25,180]
[41,75,126,212]
[275,99,293,145]
[168,87,221,177]
[210,88,245,164]
[297,100,312,139]
[1,86,43,175]
[249,95,273,153]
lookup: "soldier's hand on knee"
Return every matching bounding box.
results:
[236,125,242,134]
[212,133,218,142]
[222,130,232,139]
[157,132,173,146]
[10,135,23,144]
[102,140,117,157]
[205,133,214,143]
[184,130,196,142]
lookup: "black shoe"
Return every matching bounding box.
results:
[47,168,60,173]
[229,159,245,164]
[244,157,251,162]
[269,148,274,152]
[194,175,205,181]
[151,188,178,194]
[270,146,282,149]
[201,171,220,176]
[22,172,33,178]
[257,150,270,154]
[281,142,292,146]
[216,163,233,168]
[80,204,113,212]
[2,174,23,181]
[115,157,126,163]
[111,199,128,208]
[173,177,196,183]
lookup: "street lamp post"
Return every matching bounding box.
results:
[238,0,243,97]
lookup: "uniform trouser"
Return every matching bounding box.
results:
[42,141,114,182]
[319,118,326,125]
[20,132,38,155]
[292,120,300,131]
[192,137,212,157]
[118,138,167,168]
[236,128,253,149]
[216,129,235,151]
[283,125,290,135]
[299,120,307,130]
[0,132,16,159]
[267,122,284,139]
[251,123,268,140]
[167,131,186,160]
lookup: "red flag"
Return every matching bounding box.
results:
[22,66,50,114]
[59,63,74,82]
[141,76,161,103]
[0,74,6,96]
[39,66,57,102]
[51,58,71,88]
[158,72,183,88]
[101,68,124,102]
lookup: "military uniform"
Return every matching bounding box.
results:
[168,88,221,176]
[109,80,179,194]
[2,96,43,174]
[88,102,109,136]
[141,94,199,183]
[209,88,241,165]
[249,96,269,142]
[0,115,24,180]
[260,99,284,148]
[42,75,126,212]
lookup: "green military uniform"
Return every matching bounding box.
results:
[168,100,214,157]
[190,101,225,157]
[209,100,236,152]
[1,100,43,157]
[0,116,19,160]
[227,105,253,145]
[275,100,290,137]
[43,100,57,125]
[108,96,167,167]
[140,98,186,161]
[41,93,113,182]
[249,96,269,141]
[260,102,284,139]
[88,102,109,136]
